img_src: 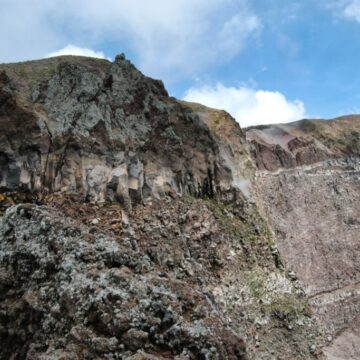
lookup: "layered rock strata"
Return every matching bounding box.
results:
[0,55,250,210]
[247,121,360,359]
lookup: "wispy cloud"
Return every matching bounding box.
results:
[59,0,261,80]
[0,0,261,80]
[327,0,360,22]
[341,0,360,22]
[183,83,306,127]
[45,45,109,60]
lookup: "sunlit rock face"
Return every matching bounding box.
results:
[247,120,360,359]
[0,55,251,211]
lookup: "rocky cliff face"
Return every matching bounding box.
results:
[0,54,250,211]
[0,54,358,359]
[247,117,360,171]
[247,120,360,359]
[1,196,325,360]
[1,202,249,360]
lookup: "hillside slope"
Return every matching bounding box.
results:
[246,117,360,171]
[1,54,359,359]
[246,119,360,359]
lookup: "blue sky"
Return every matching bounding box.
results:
[1,0,360,126]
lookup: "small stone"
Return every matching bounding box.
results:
[121,329,148,351]
[288,271,297,280]
[193,222,201,229]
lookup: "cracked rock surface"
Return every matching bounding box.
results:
[0,197,324,360]
[248,120,360,359]
[0,203,248,360]
[0,55,250,209]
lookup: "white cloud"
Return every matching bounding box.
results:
[342,0,360,22]
[64,0,261,78]
[328,0,360,22]
[0,0,260,80]
[45,45,108,59]
[183,83,306,127]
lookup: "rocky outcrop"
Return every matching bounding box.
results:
[248,121,360,359]
[0,203,248,359]
[0,195,324,359]
[246,117,360,171]
[0,55,250,211]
